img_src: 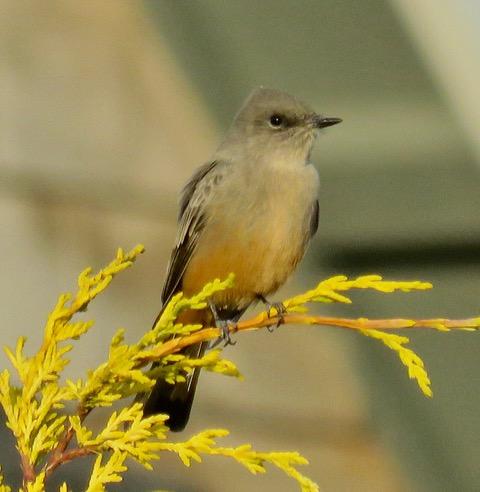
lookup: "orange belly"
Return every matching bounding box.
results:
[181,214,306,310]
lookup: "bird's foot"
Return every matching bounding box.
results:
[256,295,287,331]
[210,319,238,348]
[208,300,238,348]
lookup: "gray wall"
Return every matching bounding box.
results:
[1,1,479,490]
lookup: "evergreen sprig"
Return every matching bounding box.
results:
[1,246,479,491]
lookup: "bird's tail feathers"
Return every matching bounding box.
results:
[142,341,207,432]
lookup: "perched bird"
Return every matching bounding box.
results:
[143,87,342,431]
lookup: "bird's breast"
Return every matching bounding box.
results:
[182,164,319,310]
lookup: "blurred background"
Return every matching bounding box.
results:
[1,1,480,490]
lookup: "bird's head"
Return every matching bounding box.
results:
[222,87,342,163]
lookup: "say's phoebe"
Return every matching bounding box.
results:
[143,87,342,431]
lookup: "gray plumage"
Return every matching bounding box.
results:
[144,87,342,430]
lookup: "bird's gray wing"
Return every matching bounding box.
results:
[144,161,227,428]
[161,160,226,305]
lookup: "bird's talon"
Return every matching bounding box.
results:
[210,320,237,348]
[221,320,237,346]
[256,295,287,332]
[266,313,285,332]
[268,301,287,319]
[266,302,287,329]
[257,295,287,320]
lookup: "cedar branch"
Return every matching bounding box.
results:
[45,405,91,478]
[139,311,480,361]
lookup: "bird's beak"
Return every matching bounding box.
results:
[313,115,343,129]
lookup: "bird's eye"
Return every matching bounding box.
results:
[269,114,284,128]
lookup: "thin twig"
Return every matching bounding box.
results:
[20,452,36,485]
[45,447,93,478]
[139,312,480,361]
[45,405,91,478]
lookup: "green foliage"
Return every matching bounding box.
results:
[157,429,318,492]
[0,247,315,491]
[359,329,432,396]
[0,246,478,491]
[283,275,434,396]
[283,274,431,311]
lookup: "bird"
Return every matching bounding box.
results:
[142,87,342,431]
